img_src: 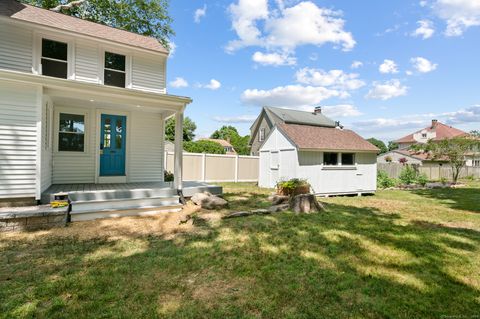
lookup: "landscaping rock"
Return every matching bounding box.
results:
[268,194,290,205]
[223,211,254,219]
[289,194,324,214]
[268,204,289,213]
[191,192,228,210]
[251,209,270,215]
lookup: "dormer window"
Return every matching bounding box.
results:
[104,52,126,88]
[41,39,68,79]
[422,133,427,138]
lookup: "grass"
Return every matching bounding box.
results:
[1,181,480,318]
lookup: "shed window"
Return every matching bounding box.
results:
[58,113,85,152]
[323,152,338,165]
[259,128,266,142]
[104,52,126,88]
[41,39,68,79]
[341,153,355,165]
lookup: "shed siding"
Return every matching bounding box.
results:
[131,55,166,93]
[0,80,39,198]
[128,112,164,182]
[0,23,32,73]
[75,40,99,84]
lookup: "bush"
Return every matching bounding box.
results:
[440,177,448,185]
[399,165,418,185]
[377,170,397,189]
[164,170,174,182]
[417,173,428,186]
[184,140,226,154]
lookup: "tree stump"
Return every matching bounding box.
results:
[289,194,324,213]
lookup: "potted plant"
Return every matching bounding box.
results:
[276,178,310,196]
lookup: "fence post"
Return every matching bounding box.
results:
[202,153,206,182]
[234,155,239,183]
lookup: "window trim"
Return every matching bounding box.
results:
[53,108,89,155]
[100,47,132,88]
[34,32,74,79]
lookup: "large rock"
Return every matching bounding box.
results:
[191,192,228,210]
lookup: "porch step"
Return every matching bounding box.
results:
[70,205,183,222]
[70,196,181,214]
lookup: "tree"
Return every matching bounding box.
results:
[367,138,387,154]
[165,117,196,142]
[184,140,225,154]
[210,125,251,155]
[21,0,174,49]
[411,137,480,183]
[470,130,480,138]
[388,141,399,151]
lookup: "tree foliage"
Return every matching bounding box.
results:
[388,141,399,151]
[184,140,226,154]
[21,0,174,49]
[210,125,251,155]
[165,117,196,142]
[410,137,480,183]
[367,138,387,154]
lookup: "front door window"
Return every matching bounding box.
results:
[100,114,126,176]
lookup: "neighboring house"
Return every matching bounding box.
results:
[249,106,336,156]
[379,120,479,167]
[0,1,222,219]
[201,139,237,155]
[258,123,379,196]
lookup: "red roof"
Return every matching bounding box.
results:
[278,123,379,152]
[0,0,168,54]
[396,121,466,143]
[394,149,449,162]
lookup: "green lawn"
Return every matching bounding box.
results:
[1,182,480,318]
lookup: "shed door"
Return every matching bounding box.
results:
[100,114,126,176]
[270,151,279,187]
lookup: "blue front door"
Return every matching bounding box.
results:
[100,114,126,176]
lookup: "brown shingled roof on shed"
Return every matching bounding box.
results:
[278,123,379,152]
[0,0,168,54]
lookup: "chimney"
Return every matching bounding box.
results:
[431,119,438,128]
[314,106,322,114]
[335,121,343,129]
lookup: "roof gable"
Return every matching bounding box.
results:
[0,0,168,54]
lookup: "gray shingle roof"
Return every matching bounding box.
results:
[265,107,336,127]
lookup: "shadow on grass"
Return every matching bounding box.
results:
[411,187,480,212]
[1,197,480,318]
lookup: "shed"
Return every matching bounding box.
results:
[258,124,380,196]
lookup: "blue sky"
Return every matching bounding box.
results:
[167,0,480,142]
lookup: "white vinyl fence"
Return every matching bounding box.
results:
[165,152,259,182]
[378,163,480,180]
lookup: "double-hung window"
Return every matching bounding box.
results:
[41,39,68,79]
[104,52,126,88]
[341,153,355,165]
[58,113,85,152]
[323,152,338,165]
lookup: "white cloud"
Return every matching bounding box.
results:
[227,0,355,54]
[194,5,207,23]
[366,79,408,100]
[410,57,438,73]
[351,61,363,69]
[168,41,176,57]
[322,104,362,118]
[420,1,428,7]
[444,104,480,124]
[379,59,399,74]
[199,79,222,90]
[412,19,435,39]
[252,51,296,66]
[213,115,258,123]
[169,77,188,88]
[295,68,365,91]
[241,85,341,107]
[433,0,480,36]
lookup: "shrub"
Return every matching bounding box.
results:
[466,175,475,181]
[184,140,226,154]
[440,177,448,185]
[417,173,428,187]
[399,157,408,165]
[399,165,418,185]
[164,170,174,182]
[377,170,397,189]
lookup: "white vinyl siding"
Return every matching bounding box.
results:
[0,23,33,73]
[0,80,39,198]
[41,97,53,192]
[75,40,99,83]
[131,55,166,93]
[129,112,164,182]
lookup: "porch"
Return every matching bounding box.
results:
[42,181,222,221]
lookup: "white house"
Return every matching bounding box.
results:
[0,1,219,219]
[259,123,379,196]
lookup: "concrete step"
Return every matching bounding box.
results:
[68,188,178,202]
[70,196,180,214]
[70,205,183,222]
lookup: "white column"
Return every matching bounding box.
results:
[173,111,183,190]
